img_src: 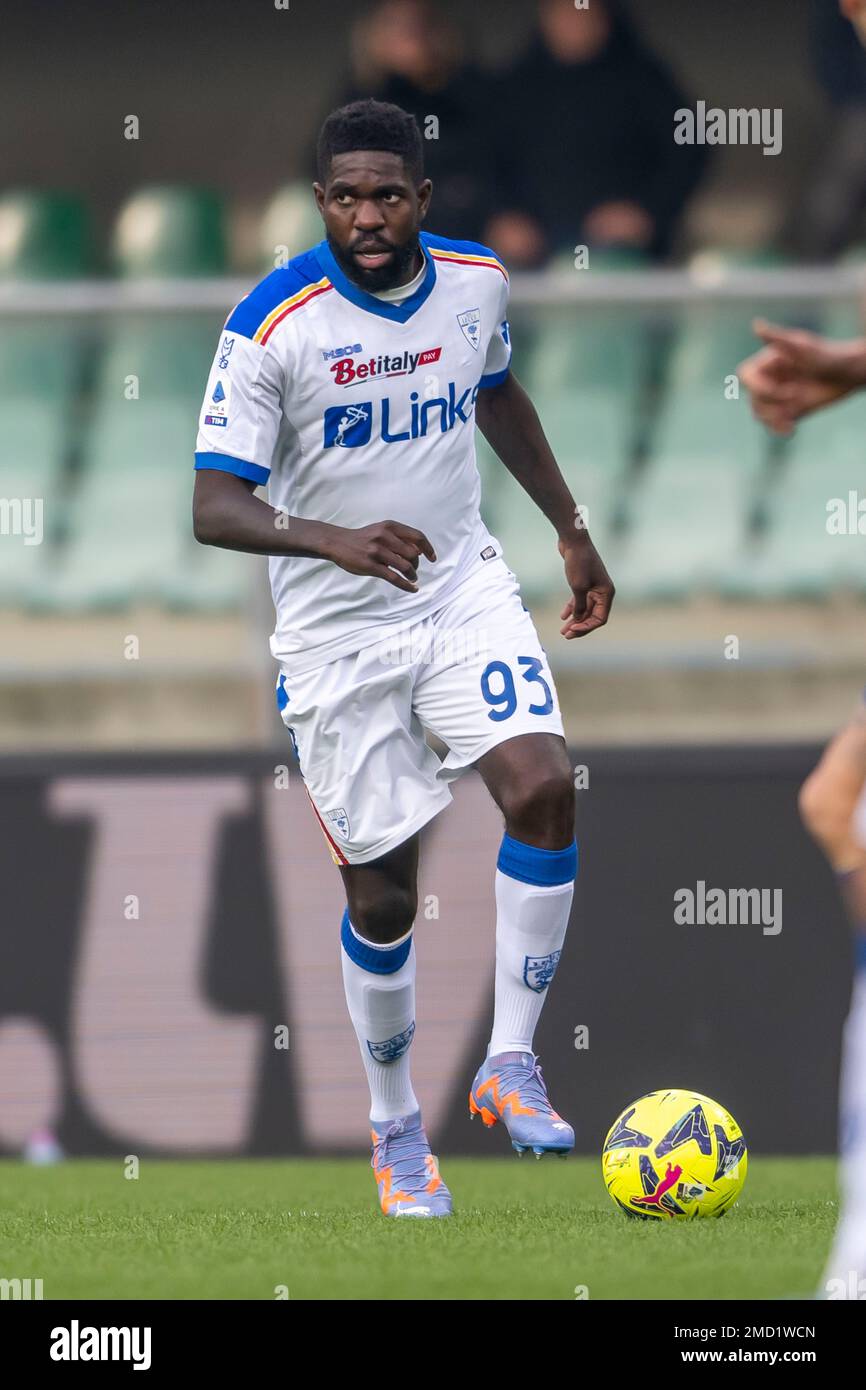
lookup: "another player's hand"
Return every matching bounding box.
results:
[841,0,866,45]
[558,534,615,639]
[736,319,866,435]
[324,520,436,593]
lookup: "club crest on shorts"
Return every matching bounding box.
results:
[457,307,481,350]
[367,1021,415,1063]
[325,807,350,838]
[523,949,562,993]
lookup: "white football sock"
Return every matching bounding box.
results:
[822,949,866,1298]
[488,834,577,1058]
[340,912,419,1124]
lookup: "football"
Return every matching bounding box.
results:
[602,1089,748,1219]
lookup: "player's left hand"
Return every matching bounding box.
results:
[558,536,615,639]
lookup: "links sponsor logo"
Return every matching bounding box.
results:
[323,379,478,448]
[328,345,442,387]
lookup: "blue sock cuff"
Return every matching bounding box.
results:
[340,909,412,975]
[497,833,578,886]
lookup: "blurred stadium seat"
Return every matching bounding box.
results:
[110,186,226,279]
[0,192,92,605]
[25,187,254,611]
[259,183,324,271]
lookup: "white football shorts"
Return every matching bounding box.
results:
[275,556,566,865]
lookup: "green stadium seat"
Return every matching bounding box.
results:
[0,192,91,605]
[30,402,195,610]
[613,463,750,601]
[650,387,767,479]
[534,387,639,481]
[92,316,218,403]
[0,191,91,279]
[111,186,226,278]
[161,542,254,611]
[259,183,324,271]
[478,434,615,601]
[733,396,866,598]
[525,306,647,398]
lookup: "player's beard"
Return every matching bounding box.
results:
[329,232,421,294]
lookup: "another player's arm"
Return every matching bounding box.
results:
[192,470,435,594]
[475,370,614,638]
[737,320,866,435]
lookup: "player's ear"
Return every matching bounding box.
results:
[313,182,326,217]
[416,179,433,224]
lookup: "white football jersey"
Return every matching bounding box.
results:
[194,232,512,674]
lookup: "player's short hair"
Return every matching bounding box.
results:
[316,99,425,184]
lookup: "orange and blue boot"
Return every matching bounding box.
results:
[469,1051,574,1158]
[371,1110,453,1217]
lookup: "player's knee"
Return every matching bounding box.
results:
[503,771,575,846]
[350,885,417,945]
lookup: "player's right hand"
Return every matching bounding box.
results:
[736,319,866,435]
[324,520,436,593]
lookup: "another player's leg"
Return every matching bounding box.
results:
[798,715,866,1296]
[469,731,578,1157]
[339,838,452,1218]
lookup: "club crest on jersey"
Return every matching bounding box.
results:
[457,307,481,350]
[323,404,373,448]
[367,1021,415,1063]
[523,949,562,993]
[325,806,350,838]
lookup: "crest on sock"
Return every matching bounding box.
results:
[367,1021,416,1062]
[523,950,562,993]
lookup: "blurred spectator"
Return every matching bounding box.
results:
[486,0,707,266]
[334,0,497,242]
[787,0,866,259]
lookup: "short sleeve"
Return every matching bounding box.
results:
[478,275,512,389]
[194,327,283,486]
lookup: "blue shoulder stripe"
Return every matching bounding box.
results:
[225,245,327,340]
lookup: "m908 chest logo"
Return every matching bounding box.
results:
[323,380,479,448]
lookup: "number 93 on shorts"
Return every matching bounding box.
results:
[275,559,565,866]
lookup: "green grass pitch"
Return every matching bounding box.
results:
[0,1157,838,1300]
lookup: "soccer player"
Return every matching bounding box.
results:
[738,315,866,1292]
[192,100,614,1216]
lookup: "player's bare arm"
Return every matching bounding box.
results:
[475,370,615,638]
[737,319,866,435]
[193,470,434,594]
